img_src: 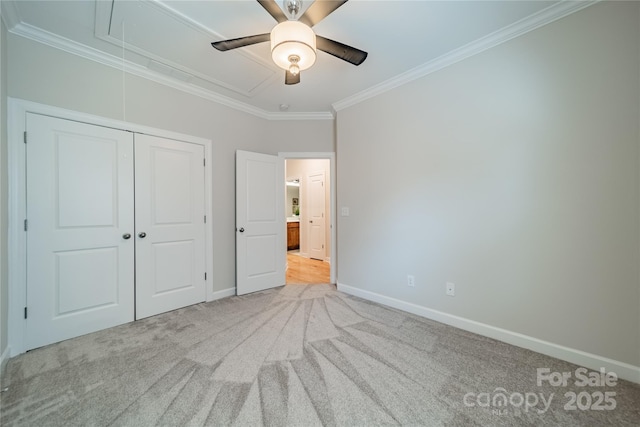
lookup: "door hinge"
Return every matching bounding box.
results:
[24,307,27,319]
[203,158,206,167]
[204,215,207,224]
[24,219,28,231]
[23,131,27,144]
[204,272,207,280]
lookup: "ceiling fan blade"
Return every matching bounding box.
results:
[285,70,301,85]
[298,0,348,27]
[211,34,270,51]
[257,0,288,23]
[316,35,367,66]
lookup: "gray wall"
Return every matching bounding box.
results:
[1,15,8,367]
[336,1,640,366]
[6,32,334,296]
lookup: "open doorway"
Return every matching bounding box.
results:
[284,157,333,284]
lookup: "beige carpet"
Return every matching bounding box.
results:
[1,284,638,426]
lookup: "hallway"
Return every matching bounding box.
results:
[285,253,330,284]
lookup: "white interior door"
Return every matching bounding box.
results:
[236,150,285,295]
[25,113,135,350]
[308,170,326,260]
[134,134,206,319]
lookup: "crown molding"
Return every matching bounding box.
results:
[6,19,332,121]
[332,0,600,112]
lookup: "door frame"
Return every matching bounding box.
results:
[7,98,214,356]
[279,152,336,284]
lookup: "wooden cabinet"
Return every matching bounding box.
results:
[287,221,300,250]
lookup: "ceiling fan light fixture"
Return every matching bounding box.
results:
[270,21,316,72]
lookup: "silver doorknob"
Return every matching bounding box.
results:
[239,228,245,233]
[122,233,131,240]
[138,232,147,238]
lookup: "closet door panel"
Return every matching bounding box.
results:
[134,134,206,319]
[25,113,135,350]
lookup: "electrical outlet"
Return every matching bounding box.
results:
[407,275,415,287]
[446,282,455,296]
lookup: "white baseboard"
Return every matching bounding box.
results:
[0,345,10,382]
[207,287,236,302]
[337,282,640,384]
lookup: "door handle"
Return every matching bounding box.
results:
[122,233,131,240]
[238,227,245,233]
[138,232,147,238]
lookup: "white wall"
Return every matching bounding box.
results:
[286,158,331,260]
[337,1,640,368]
[5,33,334,297]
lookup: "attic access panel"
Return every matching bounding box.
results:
[95,0,278,97]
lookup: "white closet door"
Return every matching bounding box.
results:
[134,134,206,319]
[26,113,135,350]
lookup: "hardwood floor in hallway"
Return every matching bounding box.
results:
[286,253,330,284]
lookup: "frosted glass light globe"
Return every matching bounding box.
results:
[271,21,316,72]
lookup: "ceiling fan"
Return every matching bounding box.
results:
[211,0,368,85]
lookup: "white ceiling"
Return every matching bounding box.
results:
[2,0,593,118]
